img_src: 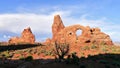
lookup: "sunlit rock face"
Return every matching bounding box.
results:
[52,15,65,41]
[9,27,35,44]
[49,15,113,46]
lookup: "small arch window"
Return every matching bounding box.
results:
[68,31,73,36]
[69,32,72,35]
[76,30,82,36]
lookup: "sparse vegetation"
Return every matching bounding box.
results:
[54,42,69,60]
[81,45,90,51]
[0,50,13,58]
[20,56,33,61]
[0,43,120,68]
[65,52,80,65]
[91,44,98,49]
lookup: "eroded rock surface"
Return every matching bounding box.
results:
[52,15,65,40]
[48,15,113,46]
[9,27,35,44]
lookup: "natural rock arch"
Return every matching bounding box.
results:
[50,15,113,45]
[76,29,82,39]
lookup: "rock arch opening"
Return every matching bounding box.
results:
[76,30,82,40]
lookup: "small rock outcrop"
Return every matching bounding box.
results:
[9,27,35,44]
[47,15,113,46]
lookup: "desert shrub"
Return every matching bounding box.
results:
[31,49,37,54]
[44,50,54,56]
[82,46,90,51]
[111,48,116,52]
[26,48,33,53]
[20,56,33,61]
[79,52,85,57]
[71,52,80,65]
[54,42,69,60]
[101,46,108,52]
[40,49,46,53]
[15,50,22,54]
[19,55,25,60]
[111,46,120,53]
[65,52,80,65]
[0,50,12,58]
[24,56,33,61]
[91,44,98,49]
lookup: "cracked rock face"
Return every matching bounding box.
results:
[51,15,113,45]
[9,27,35,44]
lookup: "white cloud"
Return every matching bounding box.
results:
[3,35,11,39]
[0,10,119,42]
[62,14,120,42]
[0,12,61,33]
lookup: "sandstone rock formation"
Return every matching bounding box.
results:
[9,27,35,44]
[52,15,65,40]
[42,38,52,45]
[50,15,113,46]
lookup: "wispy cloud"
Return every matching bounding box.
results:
[0,5,120,42]
[0,11,69,41]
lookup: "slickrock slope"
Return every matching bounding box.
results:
[9,27,35,44]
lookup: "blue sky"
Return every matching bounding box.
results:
[0,0,120,42]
